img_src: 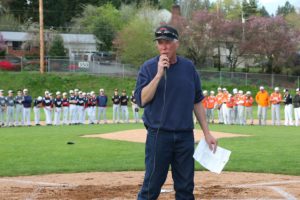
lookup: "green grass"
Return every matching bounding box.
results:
[0,123,299,177]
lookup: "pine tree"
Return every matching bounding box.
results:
[48,35,66,57]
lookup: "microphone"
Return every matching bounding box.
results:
[164,66,167,81]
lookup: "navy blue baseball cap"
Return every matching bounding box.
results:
[154,25,179,41]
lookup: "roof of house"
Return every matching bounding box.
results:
[1,31,29,42]
[0,31,98,44]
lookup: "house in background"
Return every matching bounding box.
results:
[0,31,99,61]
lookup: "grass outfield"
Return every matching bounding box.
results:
[0,123,299,177]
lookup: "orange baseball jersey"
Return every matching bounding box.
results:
[270,92,282,105]
[226,96,235,108]
[222,93,229,103]
[202,96,208,109]
[233,94,239,106]
[244,96,254,107]
[216,92,223,104]
[237,95,246,106]
[207,96,216,109]
[255,91,269,107]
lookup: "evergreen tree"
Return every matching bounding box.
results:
[276,1,296,16]
[48,35,66,57]
[259,6,269,17]
[242,0,258,19]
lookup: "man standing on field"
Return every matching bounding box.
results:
[255,86,269,125]
[135,25,217,200]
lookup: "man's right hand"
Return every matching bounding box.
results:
[157,55,170,79]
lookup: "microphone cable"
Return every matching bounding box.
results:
[147,67,168,199]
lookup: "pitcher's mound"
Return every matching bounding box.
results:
[82,129,249,143]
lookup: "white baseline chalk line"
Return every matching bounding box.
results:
[0,178,77,187]
[235,180,300,188]
[267,186,297,200]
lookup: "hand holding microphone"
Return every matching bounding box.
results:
[157,54,170,80]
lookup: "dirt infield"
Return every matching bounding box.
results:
[82,129,250,143]
[1,171,300,199]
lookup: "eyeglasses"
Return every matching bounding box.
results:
[155,30,178,38]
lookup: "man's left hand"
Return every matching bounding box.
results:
[204,133,218,153]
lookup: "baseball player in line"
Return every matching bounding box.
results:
[131,90,140,123]
[256,86,269,125]
[270,87,282,126]
[6,90,15,127]
[62,92,69,125]
[97,89,108,124]
[33,96,43,126]
[14,90,24,126]
[112,89,120,123]
[22,89,32,126]
[43,91,53,126]
[53,92,63,125]
[283,89,293,126]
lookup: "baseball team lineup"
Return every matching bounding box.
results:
[0,88,140,127]
[0,85,299,128]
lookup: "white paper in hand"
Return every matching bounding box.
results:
[193,139,231,174]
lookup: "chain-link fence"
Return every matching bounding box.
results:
[47,59,138,78]
[1,57,299,89]
[199,71,300,89]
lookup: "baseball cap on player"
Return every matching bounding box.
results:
[69,90,74,94]
[63,92,67,96]
[210,91,215,95]
[74,89,79,92]
[56,91,61,95]
[217,87,222,91]
[37,96,43,101]
[238,90,243,94]
[8,90,13,94]
[100,88,104,92]
[274,87,279,91]
[233,88,238,94]
[222,88,227,91]
[283,88,288,92]
[296,88,299,92]
[259,86,264,90]
[0,89,3,93]
[23,89,28,92]
[203,90,208,95]
[45,91,49,95]
[154,25,179,41]
[246,91,251,95]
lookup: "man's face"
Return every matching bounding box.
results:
[114,91,118,95]
[156,40,179,59]
[18,91,22,96]
[9,93,13,97]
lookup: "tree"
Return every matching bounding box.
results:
[242,0,259,19]
[259,6,269,17]
[178,10,225,68]
[245,16,299,73]
[71,3,122,51]
[276,1,296,17]
[114,18,157,67]
[48,35,67,57]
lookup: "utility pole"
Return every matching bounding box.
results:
[39,0,45,74]
[217,0,221,71]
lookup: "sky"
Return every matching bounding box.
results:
[258,0,300,15]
